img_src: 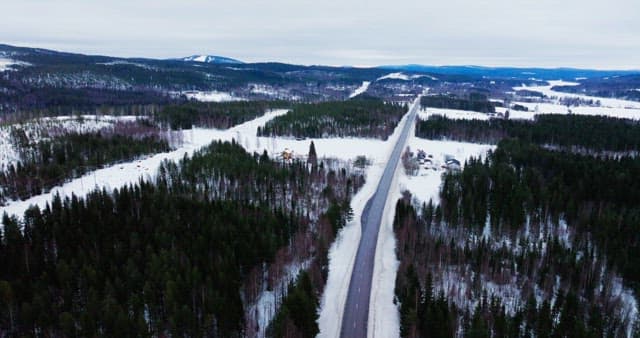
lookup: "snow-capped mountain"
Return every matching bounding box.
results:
[180,55,243,64]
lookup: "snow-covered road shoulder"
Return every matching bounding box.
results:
[317,101,415,338]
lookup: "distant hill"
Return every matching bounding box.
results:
[178,55,243,64]
[2,42,639,113]
[380,64,640,81]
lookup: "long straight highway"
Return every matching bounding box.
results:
[340,96,421,338]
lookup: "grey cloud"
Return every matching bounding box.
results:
[1,0,638,69]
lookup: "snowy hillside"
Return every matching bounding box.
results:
[349,81,371,98]
[179,54,243,64]
[0,58,30,72]
[377,72,437,81]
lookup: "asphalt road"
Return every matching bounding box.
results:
[340,96,420,338]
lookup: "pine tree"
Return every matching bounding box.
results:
[307,141,318,168]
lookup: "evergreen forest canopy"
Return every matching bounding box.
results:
[257,98,407,140]
[420,94,496,114]
[393,112,640,337]
[395,109,640,337]
[394,187,637,338]
[440,139,640,292]
[0,140,360,337]
[155,101,289,130]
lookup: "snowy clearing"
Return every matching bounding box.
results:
[399,113,495,205]
[508,101,640,120]
[399,120,494,212]
[514,80,640,110]
[509,80,640,120]
[350,81,371,98]
[182,90,243,102]
[249,84,300,101]
[419,107,490,121]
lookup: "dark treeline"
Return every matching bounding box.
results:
[1,105,164,125]
[420,93,496,114]
[0,140,360,337]
[0,81,175,113]
[257,98,407,140]
[416,114,640,152]
[440,140,640,294]
[156,101,289,129]
[0,126,170,204]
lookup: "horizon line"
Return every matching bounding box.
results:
[2,42,640,73]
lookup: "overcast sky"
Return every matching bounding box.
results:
[2,0,639,69]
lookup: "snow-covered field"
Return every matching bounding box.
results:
[516,81,640,109]
[350,81,371,98]
[419,107,490,121]
[182,90,243,102]
[400,109,494,206]
[399,139,494,205]
[508,101,640,120]
[418,81,640,123]
[512,80,640,120]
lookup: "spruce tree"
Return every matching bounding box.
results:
[307,140,318,168]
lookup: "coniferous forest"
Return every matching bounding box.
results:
[420,94,496,114]
[257,98,406,139]
[395,132,640,336]
[0,125,171,205]
[156,101,289,130]
[0,140,361,337]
